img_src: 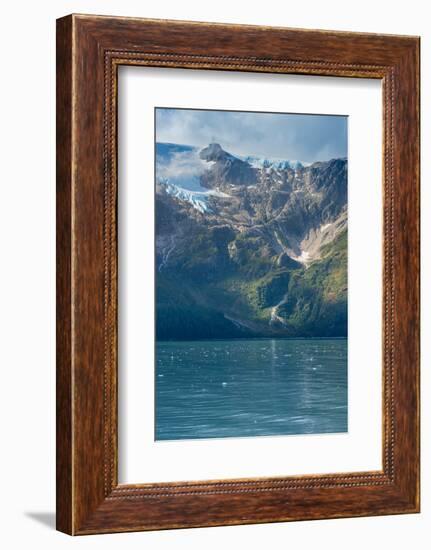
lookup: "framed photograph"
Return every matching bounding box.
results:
[56,14,420,535]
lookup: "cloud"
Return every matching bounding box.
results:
[156,108,347,163]
[157,150,206,181]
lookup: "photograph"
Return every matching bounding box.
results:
[155,107,348,440]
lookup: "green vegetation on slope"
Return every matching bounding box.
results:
[276,230,347,336]
[156,229,347,340]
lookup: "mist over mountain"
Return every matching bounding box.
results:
[155,142,347,340]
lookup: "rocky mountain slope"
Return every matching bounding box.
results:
[155,142,347,340]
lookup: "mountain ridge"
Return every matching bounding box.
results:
[155,142,347,340]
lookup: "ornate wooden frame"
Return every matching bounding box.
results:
[56,14,420,535]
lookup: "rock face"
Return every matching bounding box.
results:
[155,142,347,340]
[199,143,258,188]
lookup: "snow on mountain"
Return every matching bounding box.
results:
[156,142,311,214]
[241,155,311,170]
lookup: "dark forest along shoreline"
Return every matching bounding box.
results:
[155,337,347,441]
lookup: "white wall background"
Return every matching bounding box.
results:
[0,0,427,548]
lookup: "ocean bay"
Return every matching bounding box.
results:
[156,338,347,440]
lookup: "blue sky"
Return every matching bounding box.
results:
[156,108,347,163]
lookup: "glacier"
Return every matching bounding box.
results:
[161,180,229,214]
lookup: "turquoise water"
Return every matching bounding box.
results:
[155,338,347,440]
